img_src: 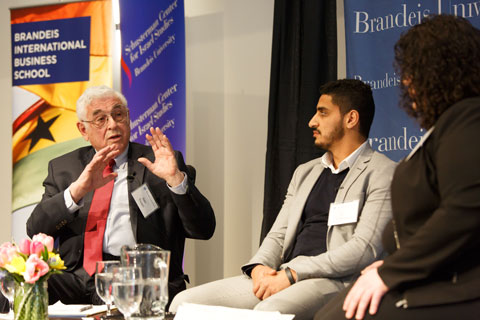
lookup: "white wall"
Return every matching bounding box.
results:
[0,0,274,286]
[183,0,273,284]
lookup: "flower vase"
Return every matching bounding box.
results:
[13,280,48,320]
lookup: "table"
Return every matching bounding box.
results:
[49,311,175,320]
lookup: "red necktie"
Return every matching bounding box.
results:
[83,160,115,276]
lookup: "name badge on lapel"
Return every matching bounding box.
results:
[131,183,159,218]
[328,200,359,226]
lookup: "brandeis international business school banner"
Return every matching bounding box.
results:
[344,0,480,161]
[119,0,186,155]
[10,0,112,241]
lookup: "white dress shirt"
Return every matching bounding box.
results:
[320,141,368,174]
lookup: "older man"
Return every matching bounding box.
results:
[170,79,396,319]
[25,85,215,305]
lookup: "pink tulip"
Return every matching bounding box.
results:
[30,241,45,257]
[23,255,49,283]
[31,233,54,252]
[0,242,17,268]
[18,239,31,255]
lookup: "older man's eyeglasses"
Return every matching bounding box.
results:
[81,107,129,128]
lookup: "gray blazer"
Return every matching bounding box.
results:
[245,144,396,285]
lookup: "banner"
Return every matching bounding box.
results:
[11,0,112,241]
[344,0,480,161]
[119,0,186,155]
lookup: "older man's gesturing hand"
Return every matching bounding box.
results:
[138,127,185,187]
[70,145,120,203]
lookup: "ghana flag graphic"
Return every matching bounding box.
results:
[11,0,113,237]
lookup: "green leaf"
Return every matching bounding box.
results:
[11,273,24,283]
[41,246,48,262]
[17,252,28,260]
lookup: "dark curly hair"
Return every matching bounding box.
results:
[319,79,375,138]
[394,15,480,129]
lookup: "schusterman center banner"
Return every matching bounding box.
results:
[119,0,186,154]
[344,0,480,161]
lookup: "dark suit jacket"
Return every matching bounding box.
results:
[379,97,480,308]
[26,142,215,300]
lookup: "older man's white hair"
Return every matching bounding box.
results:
[76,85,128,120]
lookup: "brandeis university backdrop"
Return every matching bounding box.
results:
[343,0,480,161]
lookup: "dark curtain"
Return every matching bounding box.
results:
[261,0,338,241]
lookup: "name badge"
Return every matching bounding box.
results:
[131,183,159,218]
[328,199,359,226]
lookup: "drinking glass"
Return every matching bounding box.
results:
[95,261,120,317]
[0,270,15,316]
[111,267,143,320]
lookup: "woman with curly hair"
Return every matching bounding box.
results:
[315,14,480,320]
